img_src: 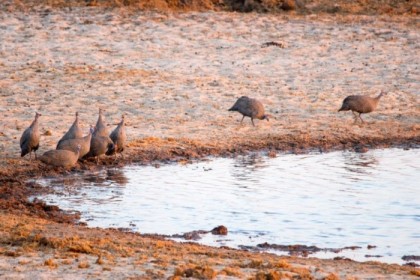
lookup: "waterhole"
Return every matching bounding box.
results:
[36,148,419,265]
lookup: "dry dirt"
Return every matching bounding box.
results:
[0,0,419,279]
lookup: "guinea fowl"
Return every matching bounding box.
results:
[56,112,83,149]
[338,91,386,123]
[94,108,109,137]
[20,112,41,160]
[39,144,81,169]
[85,127,115,164]
[108,115,126,158]
[56,126,94,160]
[228,96,269,126]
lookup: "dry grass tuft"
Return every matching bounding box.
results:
[255,270,283,280]
[44,258,58,268]
[411,269,420,277]
[220,266,243,277]
[78,260,90,269]
[173,264,217,279]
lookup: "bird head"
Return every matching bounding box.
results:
[262,114,270,122]
[377,90,387,98]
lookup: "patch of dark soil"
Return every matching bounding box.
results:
[402,255,420,261]
[0,174,80,224]
[170,225,228,240]
[256,242,362,257]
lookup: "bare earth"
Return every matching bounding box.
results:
[0,4,419,280]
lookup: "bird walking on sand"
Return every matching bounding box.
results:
[57,126,94,160]
[338,91,386,123]
[108,114,126,159]
[94,108,109,137]
[39,144,81,169]
[20,112,41,160]
[228,96,269,126]
[56,112,83,148]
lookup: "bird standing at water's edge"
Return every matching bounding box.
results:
[39,144,81,169]
[56,112,83,148]
[338,91,386,123]
[57,126,94,160]
[94,108,109,137]
[108,114,126,159]
[20,112,41,160]
[228,96,270,126]
[85,126,115,165]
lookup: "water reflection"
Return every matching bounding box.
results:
[342,152,379,177]
[80,169,129,187]
[106,169,129,186]
[230,154,269,184]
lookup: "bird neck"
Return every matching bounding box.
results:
[375,92,384,100]
[96,115,104,127]
[31,117,39,128]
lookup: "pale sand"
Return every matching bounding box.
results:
[0,9,419,159]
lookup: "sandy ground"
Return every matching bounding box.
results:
[0,5,419,279]
[0,8,419,161]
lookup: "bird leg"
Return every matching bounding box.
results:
[251,118,255,126]
[240,116,245,124]
[352,111,358,124]
[359,113,364,123]
[34,151,37,160]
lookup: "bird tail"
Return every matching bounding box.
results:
[228,106,236,112]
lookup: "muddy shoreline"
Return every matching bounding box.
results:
[1,132,419,240]
[0,135,420,219]
[2,133,419,225]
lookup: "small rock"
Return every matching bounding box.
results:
[211,225,228,235]
[355,146,368,153]
[282,0,296,11]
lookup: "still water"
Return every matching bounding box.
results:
[36,148,420,265]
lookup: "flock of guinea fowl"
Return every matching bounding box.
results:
[19,91,385,169]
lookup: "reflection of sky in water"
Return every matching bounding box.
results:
[36,148,420,265]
